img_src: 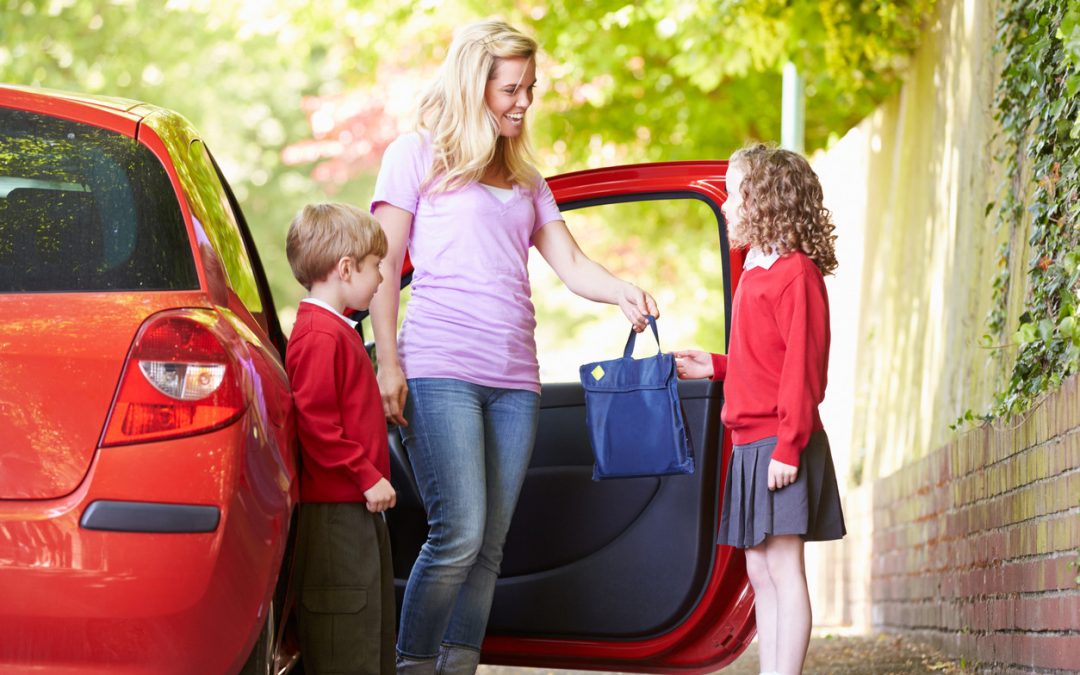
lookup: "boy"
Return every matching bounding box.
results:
[285,203,396,675]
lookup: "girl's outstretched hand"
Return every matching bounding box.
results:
[673,350,714,379]
[767,459,798,490]
[617,282,659,332]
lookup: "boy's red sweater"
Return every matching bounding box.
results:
[710,251,830,467]
[286,302,390,502]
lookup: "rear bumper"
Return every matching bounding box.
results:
[0,415,295,674]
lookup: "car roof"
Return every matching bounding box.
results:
[0,84,156,129]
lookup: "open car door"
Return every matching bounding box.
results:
[381,161,754,673]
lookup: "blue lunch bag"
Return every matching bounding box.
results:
[578,315,695,480]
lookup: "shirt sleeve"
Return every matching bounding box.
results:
[709,353,728,381]
[371,133,425,215]
[287,331,384,492]
[530,175,563,238]
[771,270,830,467]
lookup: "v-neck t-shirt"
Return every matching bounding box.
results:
[371,132,563,393]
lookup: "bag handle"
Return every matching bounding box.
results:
[622,315,660,358]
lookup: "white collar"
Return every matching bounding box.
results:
[301,297,358,329]
[744,246,781,271]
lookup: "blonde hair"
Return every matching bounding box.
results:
[729,143,838,276]
[418,20,538,193]
[286,203,388,290]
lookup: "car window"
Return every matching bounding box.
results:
[531,196,727,383]
[0,107,198,293]
[185,139,262,316]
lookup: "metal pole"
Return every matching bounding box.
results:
[781,61,805,153]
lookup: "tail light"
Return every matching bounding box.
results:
[102,309,249,446]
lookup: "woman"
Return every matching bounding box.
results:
[369,20,659,675]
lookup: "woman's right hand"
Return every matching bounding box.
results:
[616,282,660,333]
[673,350,714,380]
[377,363,409,427]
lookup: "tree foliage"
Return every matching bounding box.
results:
[1,0,937,313]
[279,0,937,172]
[525,0,935,168]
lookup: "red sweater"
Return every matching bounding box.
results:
[286,302,390,502]
[710,252,830,467]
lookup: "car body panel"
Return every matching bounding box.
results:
[0,85,298,673]
[0,416,288,673]
[0,292,211,500]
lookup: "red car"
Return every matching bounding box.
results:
[0,85,298,674]
[0,84,754,674]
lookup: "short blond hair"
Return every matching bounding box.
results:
[286,203,388,290]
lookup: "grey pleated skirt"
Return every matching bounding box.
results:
[718,431,846,549]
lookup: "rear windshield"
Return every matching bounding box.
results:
[0,107,198,293]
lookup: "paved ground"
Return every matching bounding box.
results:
[480,633,970,675]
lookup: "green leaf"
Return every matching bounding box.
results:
[1036,319,1054,345]
[1065,250,1080,275]
[1015,322,1038,345]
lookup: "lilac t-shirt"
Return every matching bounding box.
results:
[371,132,563,393]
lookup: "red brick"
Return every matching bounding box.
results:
[991,633,1018,662]
[1027,633,1080,670]
[1032,593,1080,631]
[997,556,1076,594]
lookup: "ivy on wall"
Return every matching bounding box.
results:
[975,0,1080,421]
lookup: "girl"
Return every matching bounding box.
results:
[674,144,846,675]
[368,20,659,675]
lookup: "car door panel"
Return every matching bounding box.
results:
[488,379,722,638]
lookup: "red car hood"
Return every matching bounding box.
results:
[0,292,210,500]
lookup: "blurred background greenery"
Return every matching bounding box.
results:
[1,0,934,360]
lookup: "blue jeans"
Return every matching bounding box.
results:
[396,378,540,660]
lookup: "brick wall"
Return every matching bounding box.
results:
[870,374,1080,671]
[803,1,1080,664]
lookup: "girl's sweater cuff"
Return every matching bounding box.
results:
[709,352,728,381]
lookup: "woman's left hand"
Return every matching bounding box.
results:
[617,282,660,332]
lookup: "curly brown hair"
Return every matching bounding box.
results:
[729,143,838,276]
